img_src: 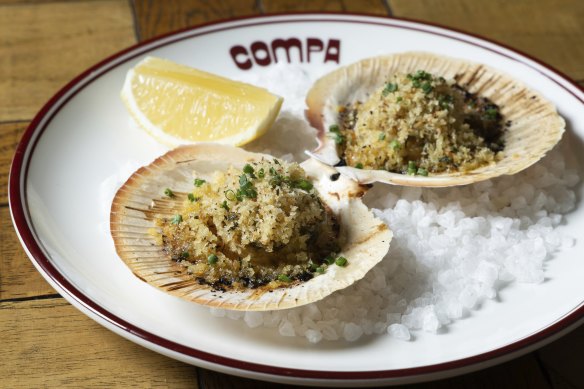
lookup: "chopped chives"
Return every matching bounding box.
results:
[324,255,335,265]
[164,188,175,198]
[194,178,206,187]
[224,189,237,201]
[170,214,182,224]
[421,82,433,94]
[382,82,398,96]
[294,179,313,191]
[407,161,417,175]
[207,254,218,265]
[277,274,291,282]
[335,256,348,267]
[243,164,255,175]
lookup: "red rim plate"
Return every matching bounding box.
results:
[8,13,584,384]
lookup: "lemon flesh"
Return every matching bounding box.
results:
[121,57,283,146]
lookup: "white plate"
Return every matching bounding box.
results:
[9,14,584,387]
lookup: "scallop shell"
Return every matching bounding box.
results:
[305,52,565,187]
[110,144,392,311]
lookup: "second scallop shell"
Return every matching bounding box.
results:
[110,144,392,311]
[305,52,565,187]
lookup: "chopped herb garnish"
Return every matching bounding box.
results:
[378,133,386,141]
[328,124,345,144]
[390,140,401,150]
[258,168,265,178]
[335,256,348,267]
[409,70,432,81]
[315,267,325,274]
[277,274,291,282]
[324,255,335,265]
[239,174,249,187]
[170,214,182,224]
[294,179,313,191]
[396,96,403,102]
[484,107,499,120]
[417,167,429,176]
[179,251,189,260]
[194,178,206,187]
[224,189,237,201]
[355,163,363,169]
[408,70,433,90]
[220,200,229,211]
[421,82,433,94]
[238,174,257,199]
[269,166,277,176]
[407,161,417,175]
[382,82,398,96]
[243,164,255,175]
[246,188,258,198]
[333,132,345,145]
[164,188,175,198]
[207,254,218,265]
[269,176,282,187]
[187,193,197,202]
[438,94,454,109]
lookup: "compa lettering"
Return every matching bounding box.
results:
[230,38,341,70]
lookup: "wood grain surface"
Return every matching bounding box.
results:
[2,1,583,388]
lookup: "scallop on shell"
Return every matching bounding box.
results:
[110,144,392,311]
[305,52,565,187]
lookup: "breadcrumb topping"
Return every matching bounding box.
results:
[337,71,505,175]
[156,159,342,290]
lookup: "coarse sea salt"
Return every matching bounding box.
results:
[212,64,580,343]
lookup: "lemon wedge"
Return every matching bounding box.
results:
[121,57,283,147]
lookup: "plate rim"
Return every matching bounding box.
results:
[8,12,584,383]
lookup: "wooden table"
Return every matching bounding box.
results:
[1,1,583,388]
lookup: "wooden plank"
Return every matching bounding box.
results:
[0,206,57,300]
[199,369,301,389]
[198,352,550,388]
[0,298,199,388]
[388,0,584,80]
[537,324,584,389]
[0,291,553,389]
[262,0,389,14]
[132,0,260,41]
[0,121,26,205]
[419,354,550,389]
[0,0,136,122]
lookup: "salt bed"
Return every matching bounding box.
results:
[208,64,580,343]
